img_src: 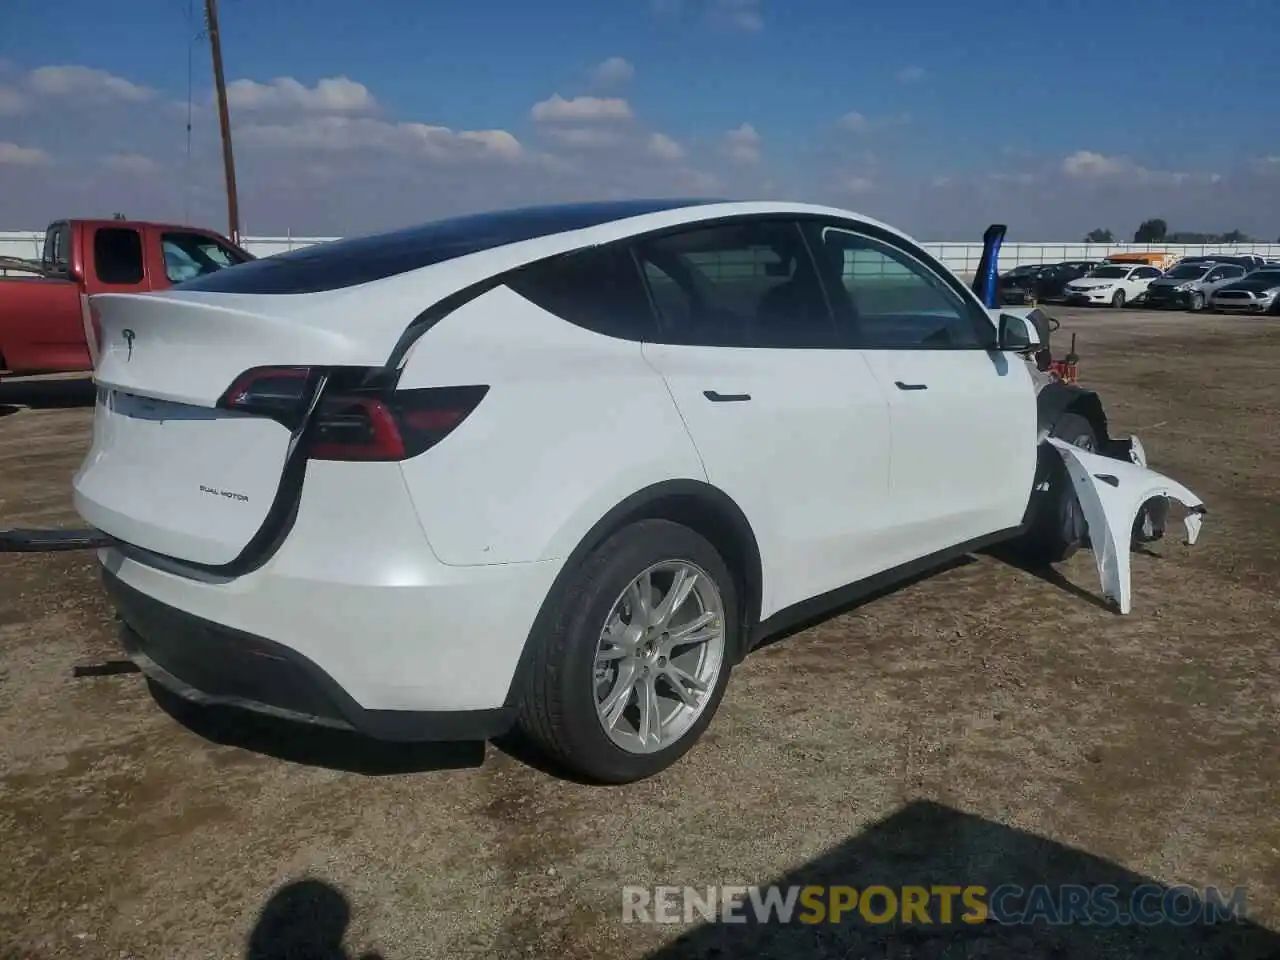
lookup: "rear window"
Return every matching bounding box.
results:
[174,199,715,295]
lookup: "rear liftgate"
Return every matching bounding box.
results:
[0,364,487,677]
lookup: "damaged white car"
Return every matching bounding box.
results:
[0,203,1206,783]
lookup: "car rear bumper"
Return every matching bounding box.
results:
[107,570,515,740]
[96,459,563,729]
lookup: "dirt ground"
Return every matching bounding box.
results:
[1,309,1277,960]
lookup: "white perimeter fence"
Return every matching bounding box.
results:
[2,230,1278,279]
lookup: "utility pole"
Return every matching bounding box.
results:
[205,0,240,245]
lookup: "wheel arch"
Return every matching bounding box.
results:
[502,480,764,708]
[1038,381,1109,444]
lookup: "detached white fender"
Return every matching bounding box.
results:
[1048,438,1206,614]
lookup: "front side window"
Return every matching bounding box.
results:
[632,219,834,348]
[803,223,989,349]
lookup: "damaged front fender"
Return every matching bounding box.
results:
[1048,438,1206,614]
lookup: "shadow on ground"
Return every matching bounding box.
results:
[148,680,486,776]
[984,543,1117,612]
[645,800,1280,960]
[0,375,95,416]
[241,801,1278,958]
[246,879,384,960]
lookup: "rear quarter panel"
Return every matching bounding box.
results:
[395,285,708,566]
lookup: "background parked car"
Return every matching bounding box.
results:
[1209,267,1280,315]
[1145,260,1248,311]
[1063,264,1161,308]
[1171,253,1266,271]
[997,264,1048,304]
[998,261,1099,305]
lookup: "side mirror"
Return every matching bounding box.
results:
[996,312,1041,351]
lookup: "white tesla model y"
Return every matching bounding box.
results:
[73,199,1080,783]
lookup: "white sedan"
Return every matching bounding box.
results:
[1062,264,1163,308]
[3,199,1206,783]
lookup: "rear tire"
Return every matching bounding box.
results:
[1014,412,1098,566]
[1111,290,1126,309]
[515,519,739,784]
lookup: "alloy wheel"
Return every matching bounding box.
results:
[593,561,725,755]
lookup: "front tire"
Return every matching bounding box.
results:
[515,519,738,784]
[1111,290,1126,309]
[1190,291,1205,312]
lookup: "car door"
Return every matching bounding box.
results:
[634,217,895,618]
[800,220,1037,563]
[1203,264,1245,296]
[1130,266,1160,297]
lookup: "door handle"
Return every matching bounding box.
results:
[703,390,751,402]
[894,381,928,391]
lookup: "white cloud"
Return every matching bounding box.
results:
[724,123,761,164]
[652,0,764,31]
[710,0,764,31]
[648,132,685,161]
[1060,150,1212,186]
[0,85,26,116]
[988,172,1036,185]
[591,57,635,86]
[839,111,870,132]
[838,110,910,133]
[531,94,634,123]
[26,65,152,101]
[0,142,51,166]
[1062,150,1130,178]
[895,65,927,83]
[225,75,377,114]
[240,115,523,161]
[101,153,159,175]
[3,61,1274,245]
[543,126,627,150]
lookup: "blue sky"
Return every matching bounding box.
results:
[2,0,1278,239]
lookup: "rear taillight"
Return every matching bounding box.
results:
[217,366,487,462]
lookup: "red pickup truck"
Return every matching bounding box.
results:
[0,218,252,375]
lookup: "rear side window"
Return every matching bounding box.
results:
[43,222,70,276]
[506,245,656,341]
[632,219,835,348]
[94,227,144,285]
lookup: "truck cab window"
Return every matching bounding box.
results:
[94,228,144,285]
[162,232,245,283]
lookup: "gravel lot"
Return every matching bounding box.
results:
[1,308,1278,959]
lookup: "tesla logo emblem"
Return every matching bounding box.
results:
[121,328,135,361]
